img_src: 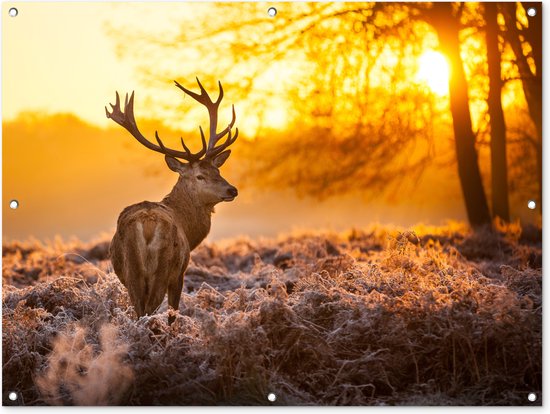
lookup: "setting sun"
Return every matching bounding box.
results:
[416,50,450,95]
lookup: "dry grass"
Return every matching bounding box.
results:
[2,222,542,405]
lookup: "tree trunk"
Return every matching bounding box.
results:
[503,2,542,206]
[427,3,492,227]
[485,3,510,222]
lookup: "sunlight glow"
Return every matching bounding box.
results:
[264,106,288,130]
[416,51,450,96]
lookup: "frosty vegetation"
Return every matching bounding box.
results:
[2,223,542,405]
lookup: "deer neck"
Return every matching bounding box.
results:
[162,177,213,250]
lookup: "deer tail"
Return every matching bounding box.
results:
[135,221,162,274]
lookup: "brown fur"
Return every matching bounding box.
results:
[110,157,236,319]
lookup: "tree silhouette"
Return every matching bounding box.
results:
[485,2,510,221]
[501,2,542,207]
[421,3,491,226]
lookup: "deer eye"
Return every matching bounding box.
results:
[196,175,205,181]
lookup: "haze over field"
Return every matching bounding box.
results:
[2,113,471,242]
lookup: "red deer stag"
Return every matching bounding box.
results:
[106,78,238,321]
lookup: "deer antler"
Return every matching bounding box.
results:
[174,78,239,159]
[106,78,237,163]
[106,91,207,162]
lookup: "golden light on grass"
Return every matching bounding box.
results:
[416,50,450,95]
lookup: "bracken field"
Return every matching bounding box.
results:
[1,222,542,406]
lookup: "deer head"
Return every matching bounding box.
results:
[105,78,238,205]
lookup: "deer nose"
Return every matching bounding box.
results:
[227,187,238,197]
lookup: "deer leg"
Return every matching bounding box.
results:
[143,271,168,316]
[126,268,147,317]
[167,272,185,324]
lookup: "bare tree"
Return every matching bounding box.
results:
[422,2,491,226]
[485,2,510,221]
[501,2,542,207]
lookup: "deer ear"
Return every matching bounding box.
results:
[212,150,231,168]
[165,156,186,173]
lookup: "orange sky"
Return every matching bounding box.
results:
[2,2,197,126]
[2,2,452,128]
[0,1,531,126]
[3,1,314,142]
[5,3,119,125]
